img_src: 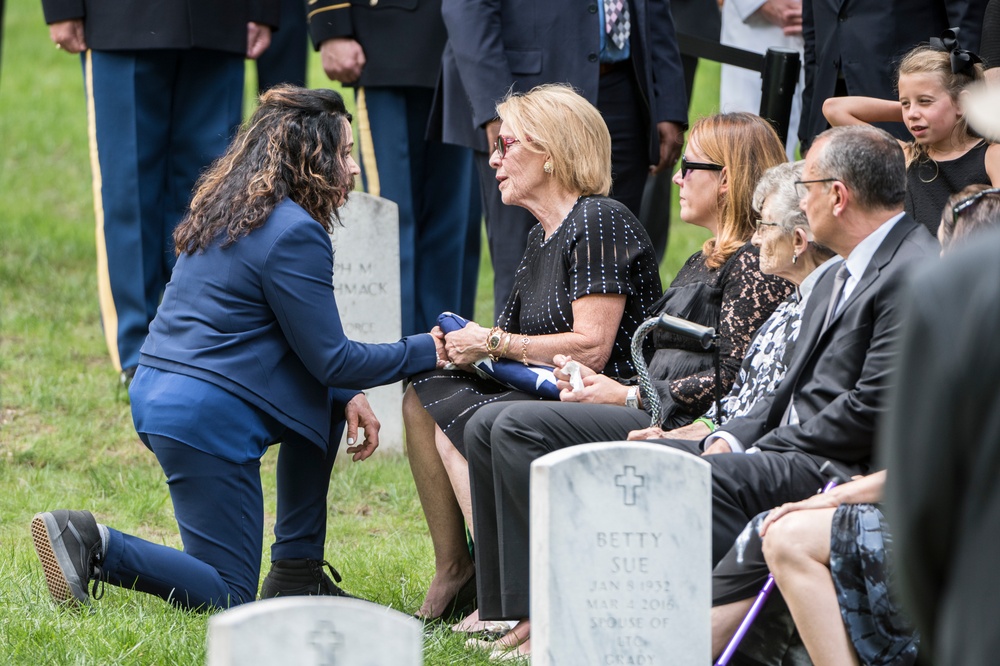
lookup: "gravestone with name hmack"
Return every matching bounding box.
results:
[206,597,422,666]
[330,192,404,454]
[531,441,711,666]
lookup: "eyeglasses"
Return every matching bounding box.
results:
[754,218,783,232]
[680,158,724,178]
[495,135,520,159]
[794,178,839,199]
[952,187,1000,226]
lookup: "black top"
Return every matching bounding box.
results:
[497,195,662,379]
[648,242,793,427]
[905,140,990,235]
[983,0,1000,69]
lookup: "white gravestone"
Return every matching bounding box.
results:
[531,442,712,666]
[331,192,404,454]
[206,597,422,666]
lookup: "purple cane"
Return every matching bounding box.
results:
[714,462,849,666]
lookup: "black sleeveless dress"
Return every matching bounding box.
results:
[905,140,989,235]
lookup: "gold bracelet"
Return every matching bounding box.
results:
[499,332,513,359]
[520,336,530,366]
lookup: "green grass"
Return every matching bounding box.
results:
[0,2,719,662]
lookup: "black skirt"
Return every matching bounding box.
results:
[410,368,545,456]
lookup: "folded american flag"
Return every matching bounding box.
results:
[437,312,561,400]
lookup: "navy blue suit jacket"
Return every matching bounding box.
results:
[431,0,687,159]
[719,213,939,470]
[139,198,437,451]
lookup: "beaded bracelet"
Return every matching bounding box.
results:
[520,336,530,365]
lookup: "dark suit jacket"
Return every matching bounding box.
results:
[882,228,1000,666]
[139,198,437,451]
[40,0,280,55]
[431,0,688,159]
[799,0,985,147]
[720,213,939,472]
[307,0,447,89]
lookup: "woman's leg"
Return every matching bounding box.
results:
[711,599,755,659]
[101,434,264,609]
[402,385,474,617]
[763,508,859,666]
[435,424,474,532]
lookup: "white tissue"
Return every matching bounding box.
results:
[563,360,585,392]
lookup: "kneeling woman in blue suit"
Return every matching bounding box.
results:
[31,86,444,610]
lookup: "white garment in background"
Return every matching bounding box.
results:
[720,0,803,157]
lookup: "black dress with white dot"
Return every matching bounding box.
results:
[412,195,662,453]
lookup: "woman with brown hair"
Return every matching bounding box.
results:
[31,86,444,611]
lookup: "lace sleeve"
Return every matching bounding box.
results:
[655,245,793,417]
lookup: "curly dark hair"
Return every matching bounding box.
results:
[174,85,354,255]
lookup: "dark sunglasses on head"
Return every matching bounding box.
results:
[952,187,1000,226]
[681,157,724,178]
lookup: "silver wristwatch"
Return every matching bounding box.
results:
[625,386,640,409]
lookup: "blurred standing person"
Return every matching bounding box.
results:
[799,0,985,152]
[433,0,688,317]
[640,0,720,261]
[309,0,481,336]
[719,0,804,158]
[42,0,279,387]
[257,0,308,91]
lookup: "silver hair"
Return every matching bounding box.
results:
[811,125,906,210]
[753,161,807,232]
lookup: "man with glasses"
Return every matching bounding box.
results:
[432,0,688,318]
[654,125,938,570]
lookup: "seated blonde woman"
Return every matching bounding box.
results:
[402,84,663,622]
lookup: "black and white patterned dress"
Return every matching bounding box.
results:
[412,196,662,453]
[704,257,837,424]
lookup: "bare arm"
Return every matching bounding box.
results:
[985,143,1000,186]
[760,470,887,536]
[823,96,903,127]
[443,293,627,371]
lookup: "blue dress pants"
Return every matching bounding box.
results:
[356,86,481,335]
[102,427,343,610]
[84,49,243,371]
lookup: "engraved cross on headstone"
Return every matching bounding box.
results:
[614,465,645,506]
[309,620,344,666]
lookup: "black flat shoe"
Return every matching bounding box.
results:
[414,573,478,624]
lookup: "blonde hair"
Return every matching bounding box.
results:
[691,113,787,268]
[496,84,612,197]
[897,45,985,167]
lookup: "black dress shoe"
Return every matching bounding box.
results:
[260,559,358,599]
[415,573,478,624]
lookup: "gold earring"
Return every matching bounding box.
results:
[543,161,553,174]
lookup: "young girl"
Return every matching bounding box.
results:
[823,34,1000,234]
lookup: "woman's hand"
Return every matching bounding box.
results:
[552,354,597,383]
[559,373,629,405]
[759,493,841,537]
[344,393,380,461]
[444,321,492,366]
